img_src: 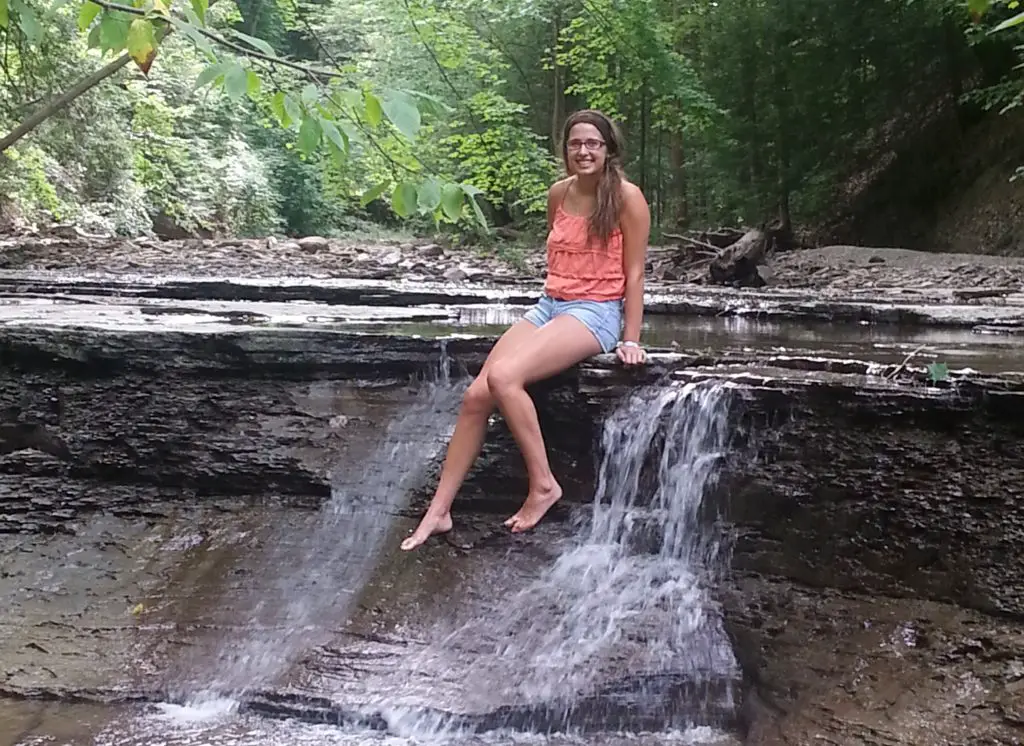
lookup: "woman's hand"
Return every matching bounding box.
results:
[616,340,647,366]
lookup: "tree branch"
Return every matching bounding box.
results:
[88,0,348,79]
[0,53,131,153]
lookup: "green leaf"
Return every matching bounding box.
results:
[0,0,8,28]
[190,0,207,24]
[297,115,321,156]
[223,63,248,101]
[11,0,41,44]
[968,0,990,18]
[283,94,302,127]
[246,70,261,98]
[992,10,1024,31]
[391,181,418,218]
[440,183,464,221]
[168,17,215,56]
[270,91,289,126]
[194,61,223,90]
[364,92,383,127]
[301,83,319,109]
[381,91,421,141]
[360,182,389,207]
[98,12,131,53]
[463,187,489,232]
[126,19,157,65]
[417,178,441,213]
[77,0,101,31]
[320,118,348,155]
[231,29,275,56]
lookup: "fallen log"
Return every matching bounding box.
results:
[707,228,768,287]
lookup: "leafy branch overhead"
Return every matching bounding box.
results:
[0,0,488,230]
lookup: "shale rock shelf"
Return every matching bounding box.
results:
[0,279,1023,746]
[2,268,1024,329]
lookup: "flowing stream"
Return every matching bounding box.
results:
[393,380,740,735]
[183,350,466,705]
[27,375,741,746]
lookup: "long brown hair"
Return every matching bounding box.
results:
[560,109,625,247]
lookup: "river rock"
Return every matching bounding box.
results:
[297,236,330,253]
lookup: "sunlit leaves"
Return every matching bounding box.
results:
[126,19,157,65]
[77,0,101,31]
[968,0,991,19]
[992,10,1024,30]
[270,90,289,126]
[364,92,383,128]
[0,0,8,29]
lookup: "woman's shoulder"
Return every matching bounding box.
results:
[549,176,575,201]
[619,179,645,201]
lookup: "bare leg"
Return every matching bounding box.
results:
[485,315,602,533]
[400,321,539,551]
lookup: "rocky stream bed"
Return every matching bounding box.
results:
[1,234,1023,746]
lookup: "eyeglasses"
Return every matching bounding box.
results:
[567,138,606,152]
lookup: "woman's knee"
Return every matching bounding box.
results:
[485,360,521,397]
[461,377,494,415]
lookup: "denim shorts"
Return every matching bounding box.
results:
[523,294,623,353]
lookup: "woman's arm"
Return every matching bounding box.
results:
[618,183,650,363]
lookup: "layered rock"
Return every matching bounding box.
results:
[1,303,1023,745]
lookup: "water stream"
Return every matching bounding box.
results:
[183,346,466,706]
[4,370,742,745]
[393,380,739,734]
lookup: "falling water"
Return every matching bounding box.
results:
[186,344,465,704]
[446,380,739,727]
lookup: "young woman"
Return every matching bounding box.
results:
[400,109,650,551]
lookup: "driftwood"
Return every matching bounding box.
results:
[661,219,794,287]
[707,228,768,286]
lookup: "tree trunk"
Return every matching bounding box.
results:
[638,80,648,194]
[550,9,565,154]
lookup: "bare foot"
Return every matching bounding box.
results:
[400,512,453,551]
[504,480,563,534]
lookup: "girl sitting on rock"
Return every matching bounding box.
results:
[401,109,650,550]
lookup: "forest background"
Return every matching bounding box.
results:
[2,0,1024,257]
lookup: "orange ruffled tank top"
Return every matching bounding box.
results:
[544,193,625,302]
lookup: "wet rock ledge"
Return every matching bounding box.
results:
[1,321,1023,746]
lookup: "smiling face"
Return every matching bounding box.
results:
[565,122,608,177]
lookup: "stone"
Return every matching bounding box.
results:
[297,236,329,253]
[443,267,469,282]
[379,251,402,266]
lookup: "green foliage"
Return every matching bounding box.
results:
[4,0,1024,242]
[0,144,65,219]
[442,91,557,219]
